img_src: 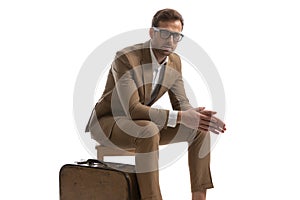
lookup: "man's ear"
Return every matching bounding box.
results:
[149,28,154,39]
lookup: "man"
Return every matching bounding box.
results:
[86,8,226,200]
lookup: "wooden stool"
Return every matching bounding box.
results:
[96,145,136,161]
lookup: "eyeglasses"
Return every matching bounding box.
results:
[152,27,184,42]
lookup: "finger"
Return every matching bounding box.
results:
[198,127,209,132]
[199,119,211,126]
[213,126,225,133]
[199,125,222,132]
[198,125,209,132]
[208,123,225,133]
[207,126,224,134]
[212,116,225,127]
[200,117,226,133]
[199,126,222,134]
[193,107,205,112]
[199,120,219,129]
[198,107,205,111]
[210,129,220,135]
[200,115,218,123]
[200,110,217,116]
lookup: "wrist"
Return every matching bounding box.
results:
[177,111,182,124]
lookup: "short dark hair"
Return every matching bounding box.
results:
[152,8,184,29]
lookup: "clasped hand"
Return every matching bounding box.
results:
[180,107,226,134]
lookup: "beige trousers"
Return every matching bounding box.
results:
[108,119,213,200]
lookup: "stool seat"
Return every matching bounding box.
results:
[96,145,136,161]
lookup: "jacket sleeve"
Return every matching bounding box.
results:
[111,52,169,129]
[168,63,193,111]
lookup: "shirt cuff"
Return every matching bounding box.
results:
[167,110,178,128]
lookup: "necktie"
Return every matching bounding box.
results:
[148,64,166,105]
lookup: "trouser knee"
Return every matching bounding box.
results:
[189,131,211,159]
[134,122,160,173]
[135,133,160,153]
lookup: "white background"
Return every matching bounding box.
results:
[1,0,300,199]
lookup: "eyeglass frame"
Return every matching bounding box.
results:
[152,27,184,42]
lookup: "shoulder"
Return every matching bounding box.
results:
[169,52,181,63]
[115,42,145,61]
[112,42,149,73]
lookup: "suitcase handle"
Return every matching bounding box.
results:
[76,159,108,167]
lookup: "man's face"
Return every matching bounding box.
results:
[150,20,183,58]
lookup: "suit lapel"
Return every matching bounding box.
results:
[140,41,153,104]
[153,59,174,103]
[148,56,176,105]
[140,41,177,105]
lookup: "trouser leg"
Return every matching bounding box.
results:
[109,119,163,200]
[135,135,162,200]
[188,130,213,192]
[107,119,213,198]
[159,124,214,192]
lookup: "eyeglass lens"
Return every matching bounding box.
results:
[159,29,182,42]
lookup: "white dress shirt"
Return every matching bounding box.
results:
[150,44,178,128]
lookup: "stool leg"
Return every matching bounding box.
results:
[96,145,136,161]
[97,152,104,161]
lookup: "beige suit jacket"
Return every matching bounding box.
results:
[86,40,192,142]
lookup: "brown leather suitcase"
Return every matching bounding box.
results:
[59,159,140,200]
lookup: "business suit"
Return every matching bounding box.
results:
[86,41,213,200]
